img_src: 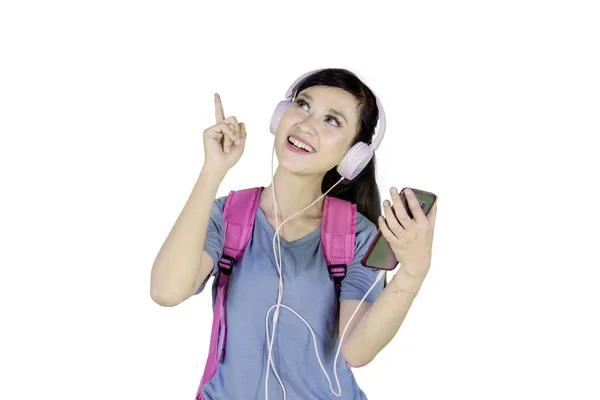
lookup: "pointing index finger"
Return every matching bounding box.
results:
[214,93,225,123]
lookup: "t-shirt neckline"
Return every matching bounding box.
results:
[255,188,323,248]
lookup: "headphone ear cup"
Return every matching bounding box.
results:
[336,142,374,180]
[270,100,292,135]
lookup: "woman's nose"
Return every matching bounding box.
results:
[296,115,318,136]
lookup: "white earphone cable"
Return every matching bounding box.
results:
[265,141,286,399]
[264,141,384,399]
[265,272,384,398]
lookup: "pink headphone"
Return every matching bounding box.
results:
[269,69,387,181]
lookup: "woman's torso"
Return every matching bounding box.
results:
[200,196,369,400]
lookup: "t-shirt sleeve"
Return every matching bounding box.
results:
[193,196,227,295]
[339,212,385,304]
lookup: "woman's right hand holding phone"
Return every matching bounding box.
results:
[202,93,247,174]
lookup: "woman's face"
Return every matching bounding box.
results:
[275,85,361,177]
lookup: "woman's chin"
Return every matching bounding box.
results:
[278,156,309,172]
[275,144,332,176]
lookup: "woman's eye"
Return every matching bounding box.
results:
[296,100,309,110]
[325,115,340,127]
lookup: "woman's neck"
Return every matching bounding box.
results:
[261,166,326,221]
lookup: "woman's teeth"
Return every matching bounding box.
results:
[288,136,315,153]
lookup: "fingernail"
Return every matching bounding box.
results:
[225,147,230,153]
[384,200,390,207]
[391,187,398,195]
[235,139,240,145]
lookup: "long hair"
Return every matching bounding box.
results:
[292,68,386,349]
[292,68,382,226]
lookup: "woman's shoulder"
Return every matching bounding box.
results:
[354,210,378,250]
[214,192,377,241]
[323,195,377,246]
[207,195,228,217]
[214,195,227,210]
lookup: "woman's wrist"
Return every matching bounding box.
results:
[389,266,426,295]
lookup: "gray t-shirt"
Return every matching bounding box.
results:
[195,194,384,399]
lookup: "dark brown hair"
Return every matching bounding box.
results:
[293,68,382,225]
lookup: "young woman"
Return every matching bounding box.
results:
[150,68,437,400]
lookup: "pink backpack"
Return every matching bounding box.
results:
[195,187,382,400]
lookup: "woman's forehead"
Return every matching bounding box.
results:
[297,86,360,121]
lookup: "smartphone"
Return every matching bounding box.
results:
[361,187,437,271]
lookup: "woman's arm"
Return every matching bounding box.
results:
[342,188,438,366]
[341,267,424,367]
[150,166,226,306]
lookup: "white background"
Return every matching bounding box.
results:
[1,0,599,399]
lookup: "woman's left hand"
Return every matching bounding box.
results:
[378,187,438,279]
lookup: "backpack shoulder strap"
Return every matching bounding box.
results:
[196,186,262,400]
[321,195,356,296]
[218,187,263,275]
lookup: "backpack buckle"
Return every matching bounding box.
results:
[327,264,347,283]
[218,255,236,276]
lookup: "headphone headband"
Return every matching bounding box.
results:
[282,69,386,150]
